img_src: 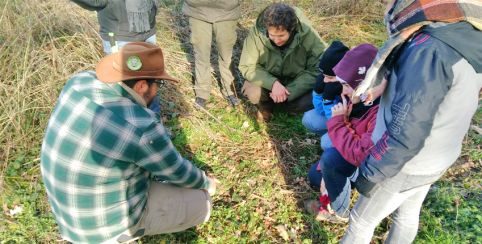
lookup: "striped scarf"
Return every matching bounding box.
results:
[355,0,482,98]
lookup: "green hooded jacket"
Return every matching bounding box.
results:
[239,7,324,101]
[182,0,241,23]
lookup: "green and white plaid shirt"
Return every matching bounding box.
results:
[40,71,210,243]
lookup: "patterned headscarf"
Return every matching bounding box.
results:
[355,0,482,98]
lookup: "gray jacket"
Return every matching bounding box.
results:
[71,0,157,42]
[357,22,482,193]
[182,0,240,23]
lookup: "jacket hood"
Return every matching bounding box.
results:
[424,22,482,73]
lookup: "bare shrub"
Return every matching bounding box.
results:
[0,0,101,175]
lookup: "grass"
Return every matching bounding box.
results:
[1,0,481,243]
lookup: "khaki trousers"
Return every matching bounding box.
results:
[108,182,211,243]
[190,17,237,99]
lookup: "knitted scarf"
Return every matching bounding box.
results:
[355,0,482,98]
[126,0,159,33]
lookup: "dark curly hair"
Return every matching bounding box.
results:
[262,3,297,32]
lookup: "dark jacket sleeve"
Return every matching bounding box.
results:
[359,42,453,185]
[70,0,108,11]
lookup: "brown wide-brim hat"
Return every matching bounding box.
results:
[96,42,178,83]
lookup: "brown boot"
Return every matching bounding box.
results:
[256,103,273,122]
[256,109,272,122]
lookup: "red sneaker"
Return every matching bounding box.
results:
[316,203,348,223]
[304,195,349,224]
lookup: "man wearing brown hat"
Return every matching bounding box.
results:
[40,42,217,243]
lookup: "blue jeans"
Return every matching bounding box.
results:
[302,109,328,135]
[341,173,433,244]
[148,94,161,114]
[307,161,323,190]
[102,35,161,113]
[301,109,333,150]
[307,148,357,218]
[320,133,333,151]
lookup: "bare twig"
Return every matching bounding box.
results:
[470,125,482,135]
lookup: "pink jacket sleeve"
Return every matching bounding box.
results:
[327,106,378,166]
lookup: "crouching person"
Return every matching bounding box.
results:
[239,3,325,121]
[40,42,217,243]
[305,44,379,223]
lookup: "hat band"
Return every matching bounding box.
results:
[112,61,165,77]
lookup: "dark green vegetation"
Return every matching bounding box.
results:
[1,0,480,243]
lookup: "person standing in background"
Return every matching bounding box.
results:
[70,0,162,113]
[183,0,241,109]
[71,0,159,54]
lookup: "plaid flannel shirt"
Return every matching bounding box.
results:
[40,71,210,243]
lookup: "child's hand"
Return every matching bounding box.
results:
[331,95,352,117]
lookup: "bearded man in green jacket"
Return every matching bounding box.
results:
[239,3,324,121]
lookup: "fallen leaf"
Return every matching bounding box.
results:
[267,141,273,149]
[305,138,314,144]
[288,227,298,240]
[7,205,23,217]
[275,225,290,241]
[241,121,249,128]
[286,139,293,146]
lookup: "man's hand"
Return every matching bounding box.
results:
[206,176,219,196]
[270,80,290,103]
[331,95,352,118]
